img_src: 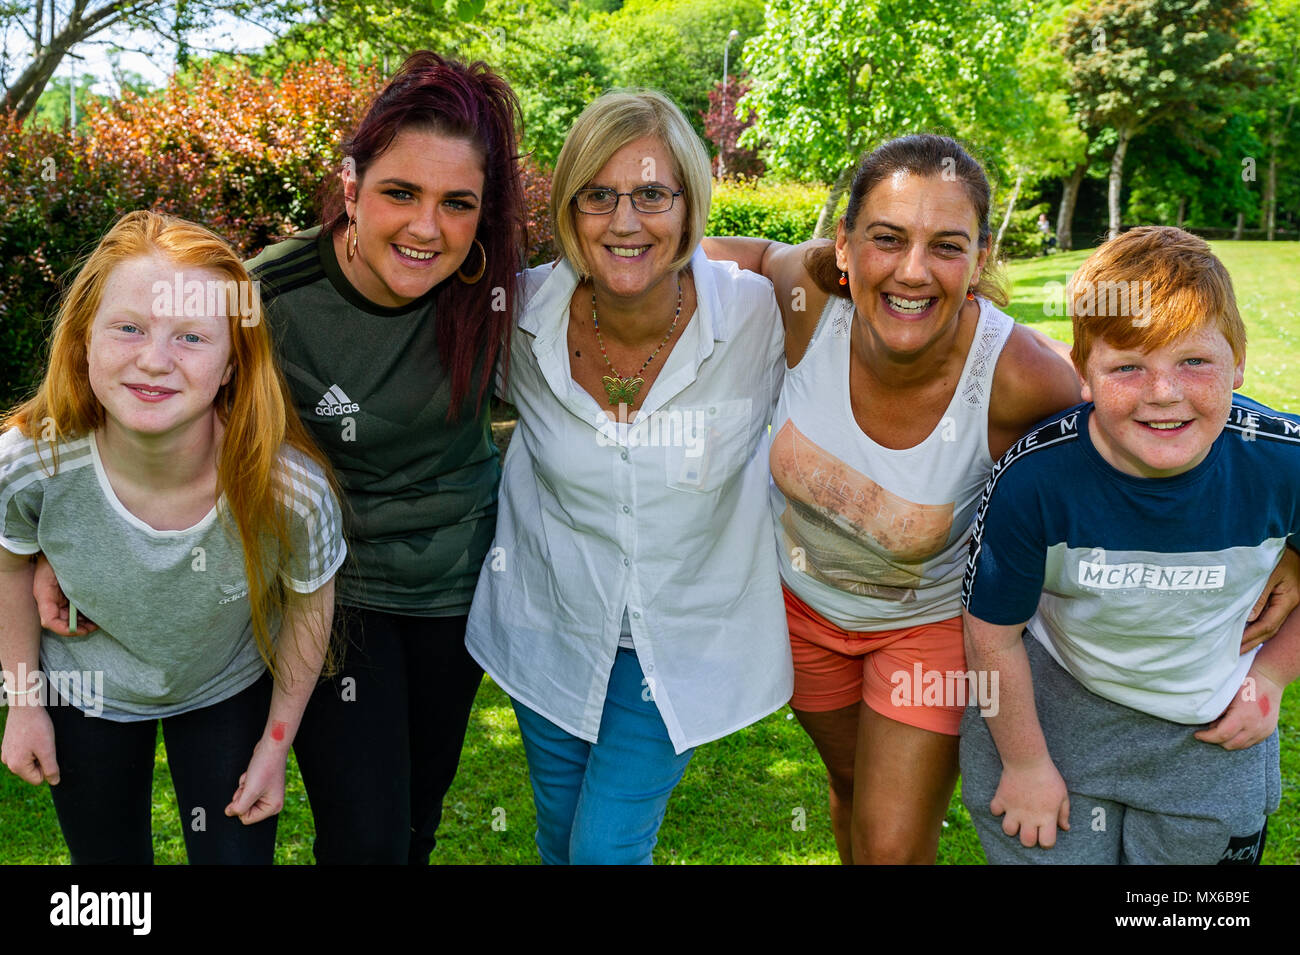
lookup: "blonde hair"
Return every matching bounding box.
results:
[1069,226,1245,369]
[3,210,339,684]
[550,89,711,277]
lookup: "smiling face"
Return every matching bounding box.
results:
[87,254,233,445]
[340,127,485,308]
[1080,325,1244,479]
[835,172,988,358]
[575,135,686,304]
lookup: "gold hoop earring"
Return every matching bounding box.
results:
[458,238,487,285]
[346,217,359,262]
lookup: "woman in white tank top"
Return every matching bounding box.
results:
[705,135,1085,864]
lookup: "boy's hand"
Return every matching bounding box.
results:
[1195,671,1282,750]
[1242,548,1299,653]
[991,758,1071,849]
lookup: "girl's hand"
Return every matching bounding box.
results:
[33,553,97,636]
[224,736,287,825]
[1,702,60,785]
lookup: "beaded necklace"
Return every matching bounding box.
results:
[591,275,683,406]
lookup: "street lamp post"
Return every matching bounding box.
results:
[718,28,739,179]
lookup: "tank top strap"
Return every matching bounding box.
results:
[804,292,855,357]
[956,299,1014,416]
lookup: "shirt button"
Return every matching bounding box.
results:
[623,558,630,567]
[632,611,641,619]
[645,663,654,673]
[620,451,628,461]
[709,406,717,415]
[622,505,630,514]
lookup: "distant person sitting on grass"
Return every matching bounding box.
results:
[961,225,1300,864]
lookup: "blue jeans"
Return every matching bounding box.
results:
[512,649,695,865]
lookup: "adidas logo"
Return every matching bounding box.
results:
[315,384,360,417]
[219,582,249,605]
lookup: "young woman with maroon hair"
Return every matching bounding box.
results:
[242,51,525,863]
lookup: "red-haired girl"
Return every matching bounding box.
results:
[0,210,344,863]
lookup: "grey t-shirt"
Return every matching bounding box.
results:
[0,428,345,720]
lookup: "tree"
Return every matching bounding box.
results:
[1124,113,1261,230]
[740,0,1032,236]
[1059,0,1258,240]
[1,0,299,121]
[463,13,612,167]
[702,73,763,179]
[240,0,466,73]
[1246,0,1300,239]
[597,0,764,138]
[986,3,1090,256]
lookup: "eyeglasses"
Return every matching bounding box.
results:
[573,186,684,215]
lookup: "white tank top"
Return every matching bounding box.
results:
[770,293,1014,631]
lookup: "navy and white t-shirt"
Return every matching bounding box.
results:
[962,396,1300,724]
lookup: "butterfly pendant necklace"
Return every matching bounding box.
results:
[592,275,683,406]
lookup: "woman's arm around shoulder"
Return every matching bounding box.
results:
[701,236,832,365]
[988,325,1083,461]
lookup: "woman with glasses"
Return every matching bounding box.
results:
[465,89,792,864]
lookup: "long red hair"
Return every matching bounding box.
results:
[4,210,338,683]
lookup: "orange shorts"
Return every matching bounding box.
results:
[784,586,968,736]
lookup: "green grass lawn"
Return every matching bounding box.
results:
[2,240,1298,865]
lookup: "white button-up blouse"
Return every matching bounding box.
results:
[465,245,792,754]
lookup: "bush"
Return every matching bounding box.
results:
[520,161,554,266]
[0,114,126,405]
[82,58,383,256]
[707,179,824,245]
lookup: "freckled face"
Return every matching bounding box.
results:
[340,128,485,308]
[1080,326,1244,478]
[87,254,233,444]
[835,172,988,358]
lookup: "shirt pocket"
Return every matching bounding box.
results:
[663,398,755,494]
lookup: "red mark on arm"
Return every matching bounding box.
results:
[1258,696,1270,717]
[271,720,287,742]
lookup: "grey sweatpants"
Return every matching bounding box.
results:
[960,634,1280,865]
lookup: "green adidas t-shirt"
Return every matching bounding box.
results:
[247,227,499,616]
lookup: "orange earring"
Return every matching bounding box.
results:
[839,271,848,286]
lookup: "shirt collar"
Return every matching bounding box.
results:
[519,244,731,422]
[519,244,732,346]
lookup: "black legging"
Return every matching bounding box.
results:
[45,673,276,864]
[291,608,483,864]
